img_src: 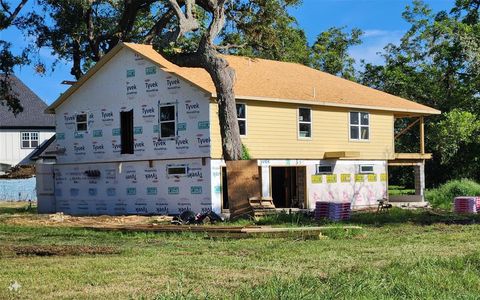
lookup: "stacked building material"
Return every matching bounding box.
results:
[328,202,352,221]
[314,201,330,220]
[454,197,480,214]
[315,201,351,221]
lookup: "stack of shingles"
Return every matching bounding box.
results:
[454,197,480,214]
[315,201,351,221]
[314,201,330,220]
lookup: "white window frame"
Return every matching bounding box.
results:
[75,112,89,133]
[158,102,177,140]
[236,103,247,136]
[166,164,188,178]
[298,107,312,139]
[359,164,374,174]
[20,131,39,149]
[316,164,333,174]
[349,111,370,141]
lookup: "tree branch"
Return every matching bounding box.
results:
[143,8,175,44]
[214,43,245,51]
[0,0,28,28]
[167,0,199,40]
[85,2,101,61]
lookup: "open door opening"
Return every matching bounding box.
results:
[221,166,229,210]
[271,166,306,209]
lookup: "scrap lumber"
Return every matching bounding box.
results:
[85,224,362,238]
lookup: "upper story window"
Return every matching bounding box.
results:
[298,108,311,138]
[76,113,88,132]
[350,112,369,141]
[159,103,177,139]
[21,132,39,148]
[236,103,247,136]
[120,110,134,154]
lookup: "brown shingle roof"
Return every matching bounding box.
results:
[47,43,440,115]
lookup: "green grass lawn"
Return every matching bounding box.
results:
[2,203,480,299]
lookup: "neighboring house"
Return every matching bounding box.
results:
[39,43,439,215]
[0,75,55,173]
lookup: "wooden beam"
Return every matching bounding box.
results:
[420,116,425,154]
[394,118,420,140]
[324,151,360,159]
[394,153,432,160]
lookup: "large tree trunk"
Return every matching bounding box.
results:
[158,0,243,160]
[173,44,243,161]
[207,56,243,161]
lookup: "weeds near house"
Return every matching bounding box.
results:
[426,179,480,209]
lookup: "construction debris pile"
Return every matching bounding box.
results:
[0,165,36,179]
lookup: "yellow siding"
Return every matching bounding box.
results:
[210,100,395,160]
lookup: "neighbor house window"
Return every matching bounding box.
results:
[350,112,369,140]
[298,108,311,138]
[21,132,39,148]
[159,104,176,139]
[76,113,88,132]
[120,110,134,154]
[236,103,247,136]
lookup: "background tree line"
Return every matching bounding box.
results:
[1,0,478,186]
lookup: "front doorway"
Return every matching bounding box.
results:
[271,166,306,208]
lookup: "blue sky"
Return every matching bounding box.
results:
[2,0,455,105]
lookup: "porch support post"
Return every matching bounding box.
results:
[414,161,425,201]
[420,116,425,154]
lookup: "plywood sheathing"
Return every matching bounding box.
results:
[48,43,440,116]
[226,160,261,218]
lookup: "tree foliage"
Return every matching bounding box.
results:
[311,26,362,80]
[23,0,308,160]
[360,0,480,185]
[0,0,29,115]
[221,0,311,65]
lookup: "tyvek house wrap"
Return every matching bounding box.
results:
[51,48,214,215]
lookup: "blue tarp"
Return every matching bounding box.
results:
[0,178,37,201]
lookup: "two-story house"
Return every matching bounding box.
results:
[39,43,439,215]
[0,75,55,173]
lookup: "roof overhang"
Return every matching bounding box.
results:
[215,95,441,116]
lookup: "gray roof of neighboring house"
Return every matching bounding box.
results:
[29,134,56,161]
[0,75,55,129]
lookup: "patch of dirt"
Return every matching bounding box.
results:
[11,245,120,256]
[5,212,173,228]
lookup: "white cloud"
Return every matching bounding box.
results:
[350,29,405,67]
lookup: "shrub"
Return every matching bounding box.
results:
[241,143,251,160]
[426,179,480,209]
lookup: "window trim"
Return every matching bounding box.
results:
[20,131,39,149]
[75,112,89,133]
[158,102,177,140]
[359,164,374,174]
[297,107,312,140]
[236,102,247,137]
[349,111,370,142]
